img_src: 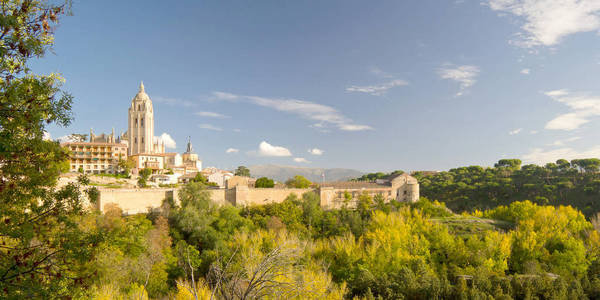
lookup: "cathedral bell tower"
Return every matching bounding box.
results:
[127,82,154,155]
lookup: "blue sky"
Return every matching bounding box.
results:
[36,0,600,172]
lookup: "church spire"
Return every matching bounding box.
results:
[186,136,194,153]
[139,81,145,93]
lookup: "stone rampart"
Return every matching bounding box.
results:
[97,188,177,214]
[232,185,310,206]
[97,175,419,214]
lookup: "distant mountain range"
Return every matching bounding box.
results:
[248,164,364,183]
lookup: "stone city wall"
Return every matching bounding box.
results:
[231,185,310,206]
[97,181,418,214]
[97,188,178,214]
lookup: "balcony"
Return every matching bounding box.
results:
[144,161,160,169]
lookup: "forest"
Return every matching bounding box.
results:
[413,158,600,217]
[46,184,600,299]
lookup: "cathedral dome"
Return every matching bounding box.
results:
[132,81,151,102]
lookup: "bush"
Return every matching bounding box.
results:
[255,177,275,188]
[285,175,312,188]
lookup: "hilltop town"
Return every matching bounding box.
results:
[59,83,420,214]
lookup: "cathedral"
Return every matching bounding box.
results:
[66,82,202,175]
[87,82,166,155]
[125,81,165,155]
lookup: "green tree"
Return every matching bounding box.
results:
[234,165,251,177]
[357,191,373,220]
[138,167,152,187]
[192,172,208,184]
[285,175,312,188]
[556,159,571,171]
[255,177,275,188]
[495,159,522,170]
[571,158,600,173]
[118,157,134,176]
[0,1,101,297]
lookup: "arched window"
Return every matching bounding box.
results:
[138,104,141,110]
[142,137,144,144]
[135,118,137,127]
[134,137,137,144]
[141,118,144,127]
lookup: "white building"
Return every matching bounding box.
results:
[202,167,234,188]
[152,174,181,185]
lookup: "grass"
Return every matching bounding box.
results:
[89,182,124,189]
[93,173,131,179]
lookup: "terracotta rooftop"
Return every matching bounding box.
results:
[61,142,127,146]
[320,181,390,189]
[130,153,173,157]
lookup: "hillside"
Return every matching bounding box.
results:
[414,158,600,217]
[248,164,364,182]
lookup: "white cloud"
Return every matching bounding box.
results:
[43,131,52,141]
[233,128,241,132]
[258,141,292,157]
[437,65,480,97]
[213,92,373,131]
[198,124,223,131]
[545,89,569,97]
[195,111,229,118]
[369,67,394,78]
[293,157,310,163]
[509,128,523,135]
[546,113,589,130]
[548,136,582,146]
[308,148,324,155]
[543,89,600,130]
[212,91,239,101]
[488,0,600,47]
[154,96,196,107]
[226,148,239,154]
[530,130,539,134]
[154,133,177,149]
[338,124,374,131]
[521,68,531,74]
[346,79,408,96]
[522,145,600,164]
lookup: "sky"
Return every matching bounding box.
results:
[36,0,600,172]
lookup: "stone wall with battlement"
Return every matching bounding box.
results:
[97,175,419,214]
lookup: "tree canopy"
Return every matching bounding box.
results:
[285,175,312,188]
[254,177,274,188]
[234,166,250,177]
[414,158,600,217]
[0,1,100,297]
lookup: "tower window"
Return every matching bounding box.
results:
[134,137,137,144]
[135,118,137,127]
[141,118,144,127]
[138,104,141,110]
[142,137,144,144]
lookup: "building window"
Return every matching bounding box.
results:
[142,137,144,144]
[138,104,140,110]
[134,137,137,144]
[141,118,144,127]
[135,118,138,127]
